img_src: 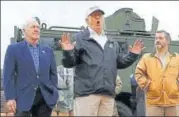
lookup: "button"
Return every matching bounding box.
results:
[34,86,39,90]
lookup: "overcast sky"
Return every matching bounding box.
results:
[1,1,179,68]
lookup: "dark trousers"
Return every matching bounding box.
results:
[15,88,52,117]
[136,87,146,116]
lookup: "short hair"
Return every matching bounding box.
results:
[22,17,40,30]
[156,30,171,42]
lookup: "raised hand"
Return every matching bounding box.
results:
[59,33,74,50]
[129,39,145,54]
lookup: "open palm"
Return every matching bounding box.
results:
[129,39,145,54]
[59,33,74,50]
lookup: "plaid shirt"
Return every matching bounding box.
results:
[26,41,39,73]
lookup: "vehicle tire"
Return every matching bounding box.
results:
[116,101,133,116]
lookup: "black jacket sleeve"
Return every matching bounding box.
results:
[62,35,81,68]
[116,42,140,69]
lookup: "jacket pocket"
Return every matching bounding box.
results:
[146,82,161,98]
[167,79,179,98]
[20,80,32,91]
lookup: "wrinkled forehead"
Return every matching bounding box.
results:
[155,32,165,38]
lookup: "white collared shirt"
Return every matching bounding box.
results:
[156,52,169,69]
[88,27,107,49]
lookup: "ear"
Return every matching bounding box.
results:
[22,29,25,33]
[22,29,26,36]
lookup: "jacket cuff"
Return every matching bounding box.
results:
[128,52,139,59]
[63,49,74,57]
[5,96,16,101]
[143,80,151,91]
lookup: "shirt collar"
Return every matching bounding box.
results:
[88,27,105,37]
[25,40,39,48]
[150,51,176,57]
[155,51,169,58]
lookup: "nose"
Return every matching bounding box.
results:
[96,15,100,18]
[96,16,101,20]
[34,27,40,32]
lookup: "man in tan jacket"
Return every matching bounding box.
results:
[135,30,179,116]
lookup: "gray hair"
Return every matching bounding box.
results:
[156,30,171,42]
[22,17,39,31]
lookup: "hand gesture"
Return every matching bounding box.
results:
[129,39,145,54]
[59,33,74,50]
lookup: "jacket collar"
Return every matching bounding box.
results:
[24,39,40,47]
[80,28,90,40]
[150,51,176,57]
[81,27,113,42]
[88,27,105,37]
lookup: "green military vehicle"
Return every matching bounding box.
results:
[10,8,179,116]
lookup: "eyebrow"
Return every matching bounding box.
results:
[30,25,40,28]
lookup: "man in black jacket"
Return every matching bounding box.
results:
[59,6,144,116]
